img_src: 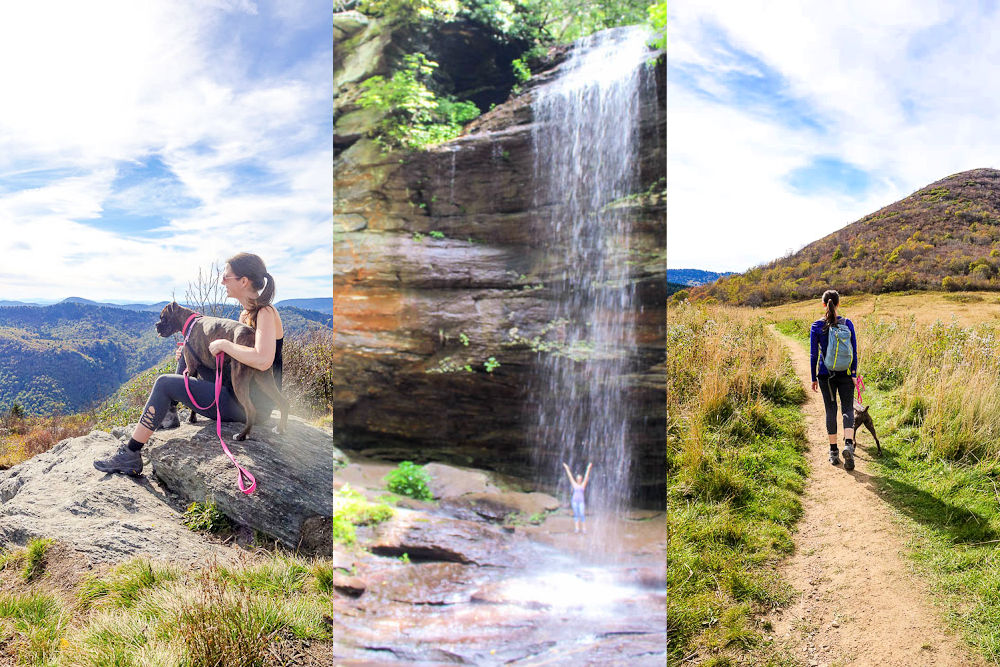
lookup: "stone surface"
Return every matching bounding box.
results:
[146,415,334,553]
[0,431,231,563]
[362,508,522,567]
[440,491,560,523]
[423,462,499,498]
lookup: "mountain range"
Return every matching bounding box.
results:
[0,301,332,415]
[691,168,1000,306]
[0,297,332,315]
[666,269,737,286]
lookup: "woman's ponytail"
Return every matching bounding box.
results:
[227,253,275,329]
[822,289,840,329]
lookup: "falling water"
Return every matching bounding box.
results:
[530,25,655,554]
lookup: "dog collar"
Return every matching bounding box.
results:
[180,313,202,345]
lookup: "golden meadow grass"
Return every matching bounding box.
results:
[667,302,807,665]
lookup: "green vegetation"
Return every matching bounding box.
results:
[384,461,434,500]
[358,53,481,150]
[511,57,531,83]
[333,485,395,546]
[668,304,808,664]
[484,356,500,372]
[647,0,666,51]
[281,328,336,418]
[22,538,53,582]
[182,500,233,534]
[78,559,180,611]
[0,590,64,664]
[345,0,653,44]
[0,546,334,664]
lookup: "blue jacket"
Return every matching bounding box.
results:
[810,317,857,381]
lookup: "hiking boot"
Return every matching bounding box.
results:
[829,448,841,465]
[93,444,143,476]
[159,407,180,429]
[843,441,855,471]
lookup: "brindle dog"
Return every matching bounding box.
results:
[854,404,881,455]
[155,301,289,441]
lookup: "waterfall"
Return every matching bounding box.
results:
[530,25,655,553]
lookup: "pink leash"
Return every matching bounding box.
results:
[855,375,866,403]
[180,314,256,495]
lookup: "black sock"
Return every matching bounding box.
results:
[845,438,854,445]
[127,437,144,452]
[830,443,838,451]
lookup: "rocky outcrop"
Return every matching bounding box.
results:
[0,431,231,562]
[0,415,335,562]
[146,415,335,553]
[334,15,665,504]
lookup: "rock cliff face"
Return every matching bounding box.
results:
[334,13,665,505]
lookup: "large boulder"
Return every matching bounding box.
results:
[146,415,334,553]
[361,508,522,567]
[0,431,230,563]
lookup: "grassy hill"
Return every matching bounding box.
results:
[693,168,1000,306]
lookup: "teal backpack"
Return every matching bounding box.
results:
[824,318,853,372]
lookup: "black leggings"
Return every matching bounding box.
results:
[137,357,245,433]
[818,372,855,436]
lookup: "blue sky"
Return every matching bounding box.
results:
[668,2,1000,271]
[0,1,331,301]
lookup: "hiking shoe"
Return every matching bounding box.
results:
[843,441,855,471]
[829,448,841,465]
[93,444,143,476]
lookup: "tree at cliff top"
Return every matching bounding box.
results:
[691,169,1000,306]
[358,53,481,150]
[340,0,656,44]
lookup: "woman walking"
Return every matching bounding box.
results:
[810,289,860,470]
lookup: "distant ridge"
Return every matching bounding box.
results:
[275,298,331,315]
[0,297,331,316]
[692,168,1000,306]
[667,269,737,287]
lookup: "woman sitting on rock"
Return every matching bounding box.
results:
[93,252,284,476]
[562,461,592,534]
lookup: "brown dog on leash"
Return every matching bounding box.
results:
[155,301,289,441]
[854,405,881,455]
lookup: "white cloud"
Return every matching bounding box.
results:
[668,1,1000,271]
[0,0,331,301]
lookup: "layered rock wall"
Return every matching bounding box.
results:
[334,13,665,504]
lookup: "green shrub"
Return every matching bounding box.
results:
[182,500,233,534]
[358,53,480,151]
[384,461,433,500]
[511,57,531,83]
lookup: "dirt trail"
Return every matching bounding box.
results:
[768,329,983,667]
